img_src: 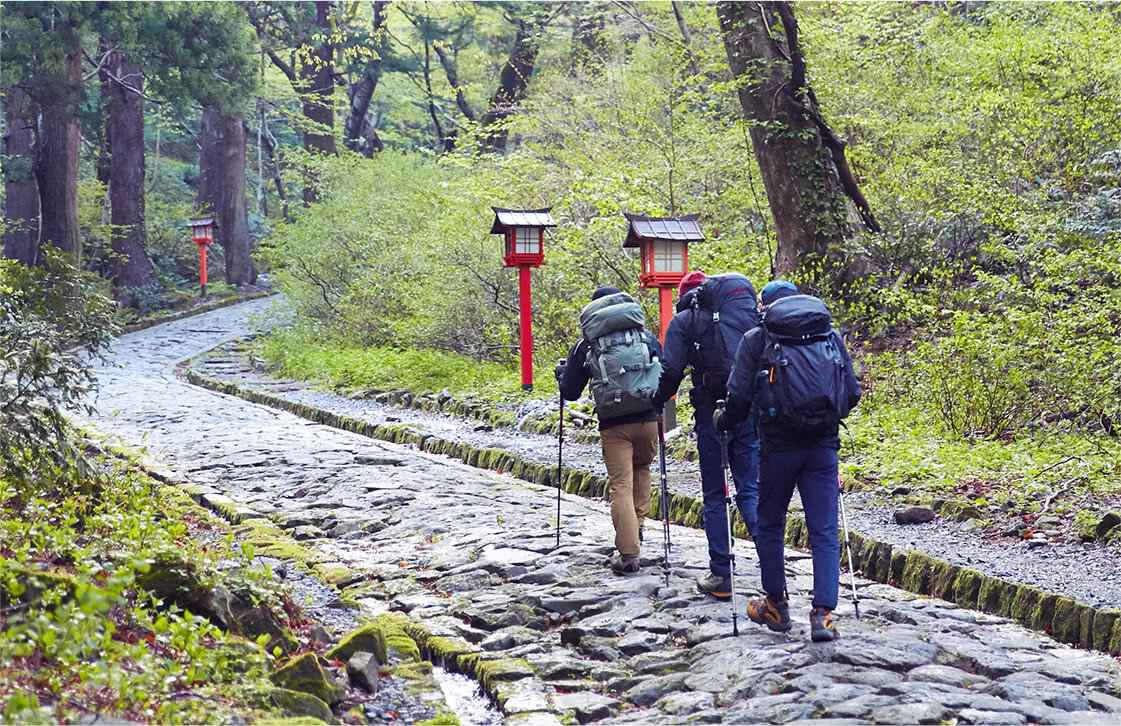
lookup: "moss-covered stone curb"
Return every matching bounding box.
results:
[183,367,1121,656]
[120,291,272,335]
[268,688,337,725]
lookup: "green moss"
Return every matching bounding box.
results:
[1079,605,1095,650]
[1009,585,1043,627]
[327,622,388,665]
[977,575,1007,614]
[901,551,935,594]
[424,635,478,669]
[1091,609,1120,653]
[1051,597,1081,644]
[1109,617,1121,655]
[311,565,357,586]
[270,653,343,706]
[389,661,434,680]
[251,541,326,568]
[268,688,337,725]
[1031,593,1058,632]
[952,568,983,609]
[929,561,959,601]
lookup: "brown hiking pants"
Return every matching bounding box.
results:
[600,421,658,557]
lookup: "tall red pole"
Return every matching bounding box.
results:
[199,243,208,298]
[519,264,533,391]
[658,286,673,344]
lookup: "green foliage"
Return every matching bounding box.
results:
[0,249,117,480]
[0,452,283,724]
[255,327,522,399]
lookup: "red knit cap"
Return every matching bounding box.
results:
[678,271,706,298]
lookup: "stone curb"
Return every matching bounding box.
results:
[120,291,273,335]
[181,367,1121,657]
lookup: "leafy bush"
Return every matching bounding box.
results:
[0,249,117,480]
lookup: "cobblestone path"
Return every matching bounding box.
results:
[86,301,1121,725]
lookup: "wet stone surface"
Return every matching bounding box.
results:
[84,301,1121,724]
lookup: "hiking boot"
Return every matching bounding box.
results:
[696,572,732,600]
[809,607,840,642]
[746,593,792,632]
[609,553,640,575]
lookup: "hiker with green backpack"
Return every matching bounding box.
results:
[715,281,861,642]
[555,286,664,575]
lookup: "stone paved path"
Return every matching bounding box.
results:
[85,300,1121,725]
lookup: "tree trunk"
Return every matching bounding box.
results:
[480,25,540,153]
[343,0,388,156]
[32,25,82,262]
[717,1,878,280]
[3,87,41,266]
[218,114,255,286]
[199,107,222,217]
[106,51,159,303]
[300,0,336,203]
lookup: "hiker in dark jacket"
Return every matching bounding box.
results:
[556,286,664,575]
[651,271,761,600]
[717,280,861,642]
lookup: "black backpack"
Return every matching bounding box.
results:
[689,273,760,397]
[753,294,859,434]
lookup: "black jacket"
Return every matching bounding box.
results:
[558,332,664,430]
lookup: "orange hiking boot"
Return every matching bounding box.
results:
[810,607,840,642]
[746,593,792,632]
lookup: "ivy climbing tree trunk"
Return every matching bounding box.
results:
[717,1,878,280]
[106,51,159,303]
[299,0,336,203]
[343,0,388,157]
[480,25,540,153]
[3,87,40,266]
[32,24,82,262]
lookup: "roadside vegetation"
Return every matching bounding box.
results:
[0,257,296,723]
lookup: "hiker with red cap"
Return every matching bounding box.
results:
[651,271,762,599]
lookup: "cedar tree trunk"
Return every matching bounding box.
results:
[32,25,82,262]
[106,51,158,302]
[3,87,41,266]
[717,1,878,279]
[218,114,255,286]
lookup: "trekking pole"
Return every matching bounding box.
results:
[838,474,860,619]
[556,359,566,550]
[716,400,739,636]
[657,413,671,587]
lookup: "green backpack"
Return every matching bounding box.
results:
[579,292,662,419]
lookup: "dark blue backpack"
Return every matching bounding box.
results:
[754,294,859,433]
[689,273,760,397]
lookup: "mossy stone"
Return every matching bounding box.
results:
[929,561,960,602]
[976,576,1007,614]
[1030,593,1058,632]
[1091,609,1120,653]
[270,654,343,706]
[328,622,389,665]
[1051,597,1081,644]
[1079,605,1095,650]
[1109,617,1121,655]
[952,569,983,609]
[890,550,906,583]
[940,501,982,522]
[901,551,935,594]
[268,688,337,724]
[1009,585,1043,627]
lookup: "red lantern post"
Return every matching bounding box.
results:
[188,217,217,298]
[491,207,556,392]
[623,212,705,429]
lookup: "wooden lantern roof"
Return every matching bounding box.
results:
[188,216,218,228]
[490,207,557,234]
[622,213,704,248]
